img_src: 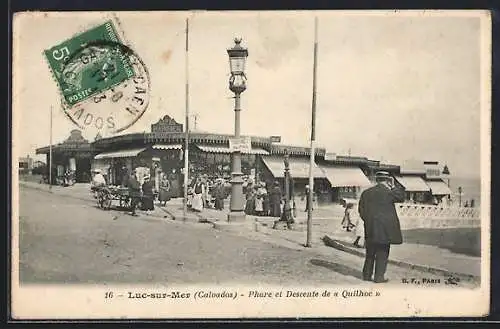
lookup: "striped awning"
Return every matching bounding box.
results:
[394,175,430,192]
[196,145,269,155]
[319,166,371,187]
[152,144,183,150]
[94,148,146,160]
[426,180,452,195]
[261,156,326,179]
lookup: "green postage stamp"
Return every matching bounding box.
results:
[44,20,135,107]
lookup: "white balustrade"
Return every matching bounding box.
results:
[396,203,480,229]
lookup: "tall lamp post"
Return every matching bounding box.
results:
[227,38,248,222]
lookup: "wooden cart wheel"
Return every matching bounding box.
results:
[121,196,131,209]
[103,195,112,210]
[97,192,105,208]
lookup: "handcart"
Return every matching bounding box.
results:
[95,186,133,210]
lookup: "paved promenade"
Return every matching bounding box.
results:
[143,193,481,279]
[18,180,481,280]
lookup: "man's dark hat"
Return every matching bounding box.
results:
[375,171,391,181]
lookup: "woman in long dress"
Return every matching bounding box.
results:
[158,174,171,206]
[191,177,205,212]
[254,183,266,216]
[352,201,365,248]
[245,183,256,215]
[202,176,210,208]
[169,172,179,198]
[341,203,355,232]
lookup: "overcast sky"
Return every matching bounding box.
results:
[13,11,489,178]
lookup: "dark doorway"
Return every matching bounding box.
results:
[75,157,91,183]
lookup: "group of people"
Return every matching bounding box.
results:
[187,175,227,212]
[244,181,284,218]
[91,167,176,216]
[186,176,299,219]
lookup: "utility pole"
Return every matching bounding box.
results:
[183,18,190,220]
[306,17,318,248]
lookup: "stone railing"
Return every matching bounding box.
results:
[396,203,481,229]
[396,203,480,219]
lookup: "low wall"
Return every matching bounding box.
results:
[19,174,44,184]
[396,203,480,229]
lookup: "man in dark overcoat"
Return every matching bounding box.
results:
[214,179,226,210]
[121,166,129,188]
[128,170,142,216]
[358,171,405,283]
[269,181,282,218]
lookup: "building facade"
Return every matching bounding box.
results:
[36,115,451,205]
[36,130,93,183]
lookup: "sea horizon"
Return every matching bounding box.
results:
[448,175,482,206]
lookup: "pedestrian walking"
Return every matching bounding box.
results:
[141,175,155,212]
[158,173,171,206]
[254,182,266,216]
[214,179,225,210]
[341,203,355,232]
[269,181,282,218]
[128,170,142,216]
[202,175,210,208]
[191,176,205,212]
[351,201,365,248]
[254,193,263,216]
[245,183,256,215]
[358,171,405,283]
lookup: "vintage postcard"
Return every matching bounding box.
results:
[11,10,491,319]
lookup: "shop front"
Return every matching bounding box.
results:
[319,165,372,202]
[192,144,269,181]
[150,144,184,197]
[93,148,151,185]
[425,179,452,204]
[259,155,330,202]
[394,175,432,203]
